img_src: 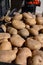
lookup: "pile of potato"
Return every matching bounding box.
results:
[0,12,43,65]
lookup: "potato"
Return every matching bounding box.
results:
[32,14,36,19]
[28,12,36,19]
[36,17,43,25]
[28,55,43,65]
[30,25,43,35]
[4,16,11,22]
[24,18,36,26]
[15,47,32,65]
[33,50,43,58]
[7,27,17,35]
[19,28,29,38]
[30,28,38,36]
[0,33,10,39]
[12,20,25,29]
[0,39,12,50]
[32,55,43,65]
[34,34,43,47]
[25,25,30,30]
[32,25,43,30]
[23,12,33,19]
[25,38,41,50]
[13,14,22,20]
[0,39,7,43]
[0,48,18,63]
[10,34,25,47]
[1,25,6,32]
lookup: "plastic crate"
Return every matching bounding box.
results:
[0,0,10,18]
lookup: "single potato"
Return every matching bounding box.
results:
[19,28,29,38]
[10,34,25,47]
[25,38,41,50]
[12,20,25,29]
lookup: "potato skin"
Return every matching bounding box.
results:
[12,20,25,29]
[0,40,12,50]
[0,48,18,63]
[26,38,41,50]
[10,34,25,47]
[32,55,43,65]
[19,28,29,38]
[0,33,10,39]
[25,25,30,30]
[24,18,36,26]
[36,17,43,25]
[15,47,32,65]
[23,13,33,19]
[4,16,11,22]
[7,27,17,35]
[33,50,43,58]
[1,25,6,32]
[30,25,43,36]
[13,14,22,20]
[34,34,43,47]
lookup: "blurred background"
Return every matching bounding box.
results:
[9,0,43,13]
[36,0,43,14]
[0,0,43,17]
[10,0,43,13]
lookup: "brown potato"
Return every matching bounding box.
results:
[24,18,36,26]
[25,38,41,50]
[30,28,38,36]
[13,14,22,20]
[36,17,43,25]
[1,25,6,32]
[33,50,43,58]
[34,34,43,47]
[28,12,36,19]
[0,39,12,50]
[12,20,25,29]
[23,12,33,19]
[30,25,43,35]
[15,47,32,65]
[0,48,18,63]
[7,27,17,35]
[25,25,30,30]
[0,33,10,39]
[10,34,25,47]
[4,16,11,22]
[32,55,43,65]
[0,39,8,43]
[19,28,29,38]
